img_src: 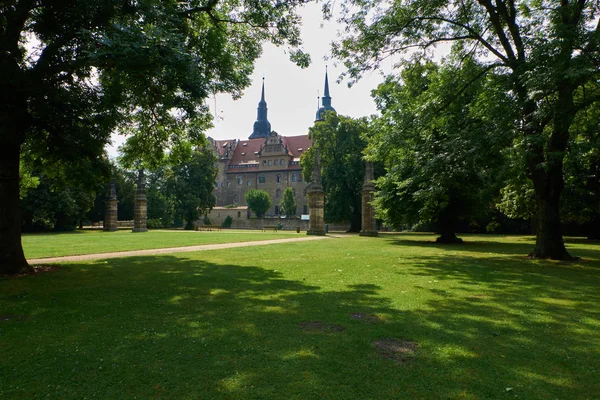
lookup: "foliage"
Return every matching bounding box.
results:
[328,0,600,258]
[222,215,233,228]
[21,175,96,232]
[168,145,217,229]
[5,234,600,398]
[244,189,272,218]
[279,187,297,218]
[369,60,509,241]
[302,112,369,232]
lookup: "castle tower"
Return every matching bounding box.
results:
[315,67,336,122]
[249,78,272,139]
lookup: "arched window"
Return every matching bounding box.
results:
[291,173,297,182]
[258,175,265,184]
[237,175,242,185]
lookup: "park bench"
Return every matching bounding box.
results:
[196,225,222,231]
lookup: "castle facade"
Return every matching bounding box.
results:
[209,71,335,217]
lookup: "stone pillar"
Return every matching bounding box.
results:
[306,149,326,236]
[360,161,378,237]
[103,181,118,232]
[132,169,148,232]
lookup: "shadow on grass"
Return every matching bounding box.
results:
[2,252,600,399]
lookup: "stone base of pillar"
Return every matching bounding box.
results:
[307,229,326,236]
[132,227,148,233]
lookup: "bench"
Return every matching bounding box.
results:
[262,226,278,232]
[196,225,222,231]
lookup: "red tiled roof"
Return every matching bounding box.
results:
[225,134,311,172]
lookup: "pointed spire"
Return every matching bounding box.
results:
[260,77,266,104]
[315,66,336,121]
[250,77,272,139]
[323,66,331,99]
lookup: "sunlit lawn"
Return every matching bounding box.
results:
[22,229,301,259]
[2,233,600,399]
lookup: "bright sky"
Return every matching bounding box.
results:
[107,3,389,156]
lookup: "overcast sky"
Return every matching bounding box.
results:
[107,3,390,156]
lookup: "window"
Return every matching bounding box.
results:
[247,180,252,187]
[233,195,239,204]
[263,160,267,166]
[303,205,308,214]
[276,174,281,183]
[274,159,278,166]
[291,173,297,182]
[275,206,279,215]
[280,159,284,165]
[237,211,241,218]
[268,160,272,166]
[276,188,281,198]
[237,175,242,185]
[258,175,265,184]
[298,174,303,182]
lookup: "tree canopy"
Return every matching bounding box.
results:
[280,187,297,218]
[329,0,600,259]
[0,0,310,274]
[245,189,272,218]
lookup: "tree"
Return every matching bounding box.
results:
[280,186,297,218]
[168,145,217,230]
[370,60,510,242]
[329,0,600,259]
[245,189,271,218]
[301,113,368,232]
[1,0,309,274]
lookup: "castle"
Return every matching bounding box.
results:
[208,71,336,218]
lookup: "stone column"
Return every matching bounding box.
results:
[360,161,378,237]
[103,181,118,232]
[132,169,148,232]
[306,149,326,236]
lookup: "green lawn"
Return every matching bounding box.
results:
[2,233,600,399]
[22,229,301,259]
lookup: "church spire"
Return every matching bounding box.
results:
[250,77,272,139]
[315,66,336,122]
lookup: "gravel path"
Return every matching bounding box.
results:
[28,235,331,265]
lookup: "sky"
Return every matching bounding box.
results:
[107,3,390,156]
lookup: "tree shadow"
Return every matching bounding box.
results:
[1,252,599,399]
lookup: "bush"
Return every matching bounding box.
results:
[147,218,163,229]
[222,215,233,228]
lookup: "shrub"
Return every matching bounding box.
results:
[222,215,233,228]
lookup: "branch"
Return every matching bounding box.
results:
[476,0,518,65]
[409,15,509,64]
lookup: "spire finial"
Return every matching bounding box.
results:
[250,76,271,139]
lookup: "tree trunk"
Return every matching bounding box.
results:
[0,138,31,275]
[435,202,463,244]
[347,207,362,233]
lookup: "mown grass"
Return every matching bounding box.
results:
[22,229,301,259]
[2,233,599,399]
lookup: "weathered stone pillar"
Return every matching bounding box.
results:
[132,169,148,232]
[360,161,378,237]
[307,149,326,236]
[103,181,118,232]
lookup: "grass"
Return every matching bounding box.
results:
[2,233,600,399]
[22,229,301,259]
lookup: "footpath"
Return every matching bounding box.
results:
[28,235,332,265]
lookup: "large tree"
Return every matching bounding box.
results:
[168,144,217,230]
[370,60,510,242]
[0,0,309,274]
[245,189,272,218]
[302,112,368,232]
[280,186,297,218]
[329,0,600,259]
